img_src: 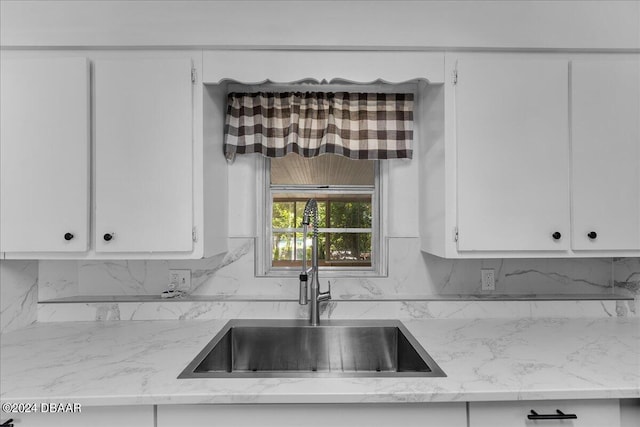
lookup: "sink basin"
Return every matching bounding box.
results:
[178,319,446,378]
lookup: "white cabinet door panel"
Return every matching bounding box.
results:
[0,57,89,252]
[456,57,570,251]
[94,58,193,253]
[571,59,640,251]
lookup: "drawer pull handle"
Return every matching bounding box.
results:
[528,409,577,420]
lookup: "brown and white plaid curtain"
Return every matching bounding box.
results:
[224,92,414,161]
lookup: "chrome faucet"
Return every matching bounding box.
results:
[298,199,331,326]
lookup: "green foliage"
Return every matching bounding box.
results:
[272,202,295,229]
[272,199,372,263]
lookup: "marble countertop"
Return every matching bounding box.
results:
[1,317,638,406]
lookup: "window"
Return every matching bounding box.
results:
[230,85,416,277]
[263,154,381,275]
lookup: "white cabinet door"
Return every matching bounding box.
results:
[1,405,153,427]
[469,399,620,427]
[158,403,467,427]
[94,58,194,253]
[571,59,640,251]
[0,57,90,252]
[455,57,570,252]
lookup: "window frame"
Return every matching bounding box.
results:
[257,157,385,277]
[244,81,413,278]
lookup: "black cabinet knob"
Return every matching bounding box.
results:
[552,232,562,240]
[587,231,597,239]
[103,233,114,242]
[64,233,74,241]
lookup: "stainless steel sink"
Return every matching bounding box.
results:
[178,319,446,378]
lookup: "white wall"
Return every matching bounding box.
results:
[1,1,638,49]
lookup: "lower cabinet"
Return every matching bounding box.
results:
[1,405,153,427]
[469,399,622,427]
[3,399,634,426]
[157,403,467,427]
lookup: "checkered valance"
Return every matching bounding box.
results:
[224,92,414,161]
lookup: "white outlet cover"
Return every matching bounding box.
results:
[169,269,191,291]
[481,268,495,291]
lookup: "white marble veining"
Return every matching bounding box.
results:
[38,260,79,301]
[0,260,38,333]
[1,317,638,405]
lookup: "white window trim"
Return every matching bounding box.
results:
[256,157,388,278]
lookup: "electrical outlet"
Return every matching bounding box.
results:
[481,269,495,291]
[169,269,191,291]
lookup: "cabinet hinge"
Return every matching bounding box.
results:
[192,227,198,242]
[191,68,197,84]
[454,227,459,242]
[452,68,458,85]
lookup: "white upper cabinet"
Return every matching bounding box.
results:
[420,53,640,258]
[570,59,640,251]
[0,57,90,253]
[2,52,227,260]
[455,56,570,252]
[94,58,194,253]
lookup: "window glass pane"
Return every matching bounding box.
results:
[272,202,295,229]
[272,232,295,262]
[328,201,372,228]
[295,201,305,228]
[328,233,372,265]
[271,154,374,185]
[273,231,372,267]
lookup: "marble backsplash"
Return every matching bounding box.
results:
[614,257,640,316]
[0,240,637,326]
[39,238,619,301]
[0,238,640,326]
[0,260,38,333]
[34,238,639,322]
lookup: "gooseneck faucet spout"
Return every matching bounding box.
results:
[298,199,331,326]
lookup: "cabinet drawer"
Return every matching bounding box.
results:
[158,403,467,427]
[469,399,620,427]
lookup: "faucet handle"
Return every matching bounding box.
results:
[318,280,332,302]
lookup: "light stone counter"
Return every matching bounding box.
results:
[1,317,638,406]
